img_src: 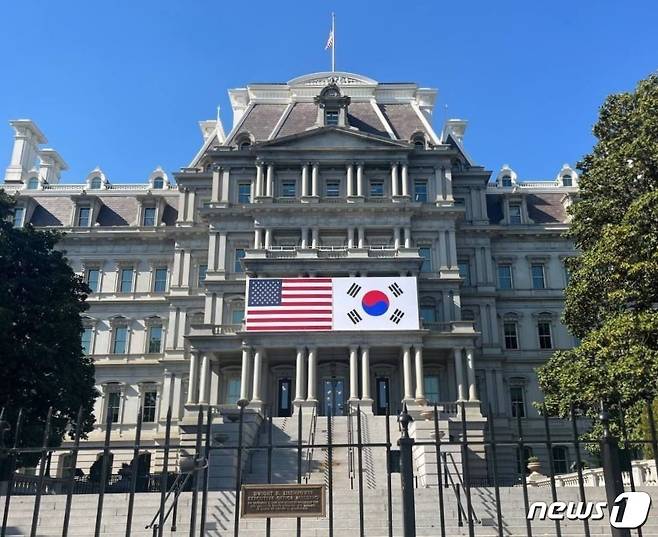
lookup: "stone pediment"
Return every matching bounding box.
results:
[258,127,409,151]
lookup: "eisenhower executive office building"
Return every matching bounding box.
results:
[2,71,579,484]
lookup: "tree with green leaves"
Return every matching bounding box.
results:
[0,189,97,452]
[537,74,658,441]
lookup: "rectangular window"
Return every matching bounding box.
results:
[504,322,518,350]
[497,264,513,289]
[458,260,471,286]
[424,375,440,405]
[419,246,432,273]
[281,181,296,198]
[564,265,571,286]
[198,264,207,287]
[552,446,569,474]
[414,181,428,202]
[86,269,100,293]
[77,207,90,227]
[509,204,522,225]
[81,327,93,355]
[238,183,251,203]
[13,207,25,228]
[231,308,244,325]
[538,321,553,349]
[153,267,168,292]
[510,385,526,418]
[113,326,128,354]
[148,325,162,353]
[325,181,340,198]
[502,176,513,187]
[325,111,339,126]
[107,391,121,423]
[562,176,573,187]
[142,391,157,423]
[119,268,134,293]
[420,306,436,324]
[226,378,241,404]
[369,181,384,197]
[234,249,246,273]
[531,263,546,289]
[142,207,156,226]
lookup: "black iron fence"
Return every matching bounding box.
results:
[0,400,657,537]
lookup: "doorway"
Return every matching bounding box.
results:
[277,378,292,417]
[375,377,390,415]
[322,377,345,416]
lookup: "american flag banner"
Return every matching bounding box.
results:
[246,278,333,331]
[245,277,419,332]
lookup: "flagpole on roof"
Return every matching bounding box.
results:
[331,12,336,72]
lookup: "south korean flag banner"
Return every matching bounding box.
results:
[333,277,419,331]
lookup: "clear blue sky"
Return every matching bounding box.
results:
[1,1,656,183]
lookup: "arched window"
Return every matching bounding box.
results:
[502,175,512,187]
[152,177,164,189]
[90,176,102,189]
[411,133,426,149]
[562,174,572,187]
[236,132,253,150]
[27,177,39,189]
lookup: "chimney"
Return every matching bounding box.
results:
[38,148,68,185]
[442,119,468,144]
[4,120,47,183]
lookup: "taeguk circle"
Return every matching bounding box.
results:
[361,290,390,316]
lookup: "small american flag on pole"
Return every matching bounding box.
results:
[246,278,333,331]
[324,29,334,50]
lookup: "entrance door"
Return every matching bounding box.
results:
[322,377,345,416]
[375,377,390,415]
[277,378,292,417]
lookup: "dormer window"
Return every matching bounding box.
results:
[77,207,91,227]
[13,207,25,228]
[325,110,339,126]
[153,177,164,189]
[502,175,512,187]
[509,204,522,225]
[411,132,427,149]
[142,207,156,226]
[236,132,254,150]
[90,176,102,189]
[27,177,39,189]
[562,175,572,187]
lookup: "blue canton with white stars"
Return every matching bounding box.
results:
[248,279,283,307]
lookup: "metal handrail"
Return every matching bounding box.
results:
[442,452,480,525]
[145,472,191,534]
[304,403,319,483]
[346,407,355,489]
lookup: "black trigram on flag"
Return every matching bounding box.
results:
[388,282,404,297]
[347,309,363,324]
[390,309,405,324]
[347,283,362,297]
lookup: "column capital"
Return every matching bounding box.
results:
[349,345,359,353]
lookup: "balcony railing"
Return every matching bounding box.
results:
[247,246,420,261]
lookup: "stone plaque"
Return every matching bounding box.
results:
[240,484,326,518]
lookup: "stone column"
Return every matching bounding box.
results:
[211,167,221,202]
[347,228,355,249]
[394,227,401,250]
[254,229,262,249]
[402,345,414,403]
[404,227,411,249]
[414,346,426,404]
[186,351,199,405]
[307,347,318,403]
[438,230,448,270]
[294,347,306,404]
[311,228,319,248]
[434,166,443,202]
[255,163,264,197]
[356,163,364,197]
[401,164,409,197]
[346,164,354,196]
[311,163,319,197]
[361,347,371,399]
[301,164,309,197]
[240,347,251,402]
[357,227,365,248]
[453,348,466,401]
[251,347,264,404]
[349,346,359,401]
[447,229,457,269]
[266,164,274,198]
[444,168,453,201]
[300,227,308,249]
[198,354,211,405]
[466,348,478,401]
[264,228,272,249]
[391,163,399,197]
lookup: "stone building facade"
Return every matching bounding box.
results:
[2,71,580,480]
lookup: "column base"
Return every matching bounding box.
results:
[301,195,319,203]
[356,398,374,413]
[347,195,365,203]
